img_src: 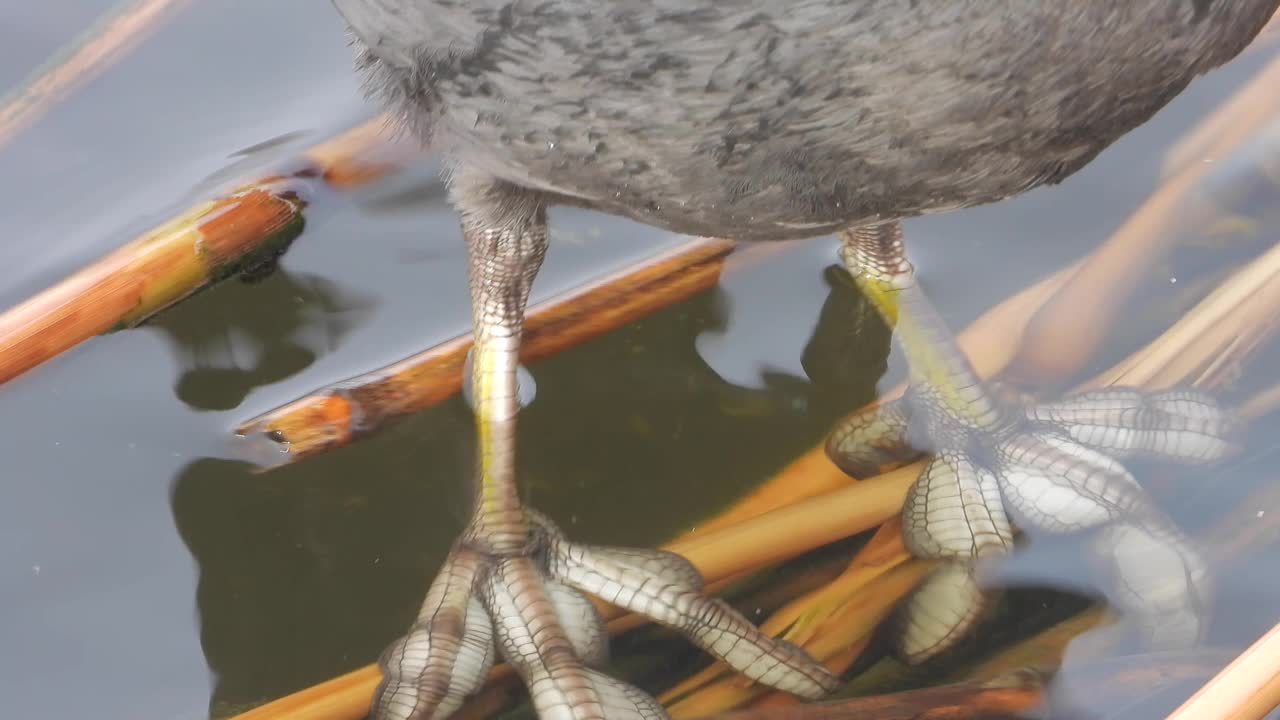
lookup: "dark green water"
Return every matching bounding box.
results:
[1,3,1279,718]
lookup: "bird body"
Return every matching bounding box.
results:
[336,0,1277,240]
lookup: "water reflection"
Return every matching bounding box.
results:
[698,261,897,425]
[172,432,472,715]
[149,269,376,411]
[171,260,893,714]
[801,264,897,413]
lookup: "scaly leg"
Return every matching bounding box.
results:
[831,222,1235,663]
[372,176,838,719]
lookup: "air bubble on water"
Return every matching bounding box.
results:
[461,348,537,411]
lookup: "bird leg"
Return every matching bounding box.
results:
[828,221,1237,663]
[372,176,838,719]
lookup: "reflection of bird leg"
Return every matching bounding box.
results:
[829,222,1239,662]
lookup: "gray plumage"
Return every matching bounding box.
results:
[332,0,1277,240]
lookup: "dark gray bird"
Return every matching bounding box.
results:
[328,2,1276,718]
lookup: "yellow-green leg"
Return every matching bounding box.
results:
[833,222,1234,663]
[456,180,548,554]
[371,177,839,719]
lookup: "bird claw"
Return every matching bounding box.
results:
[372,511,838,719]
[827,384,1238,663]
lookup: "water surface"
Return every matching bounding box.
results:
[1,3,1278,718]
